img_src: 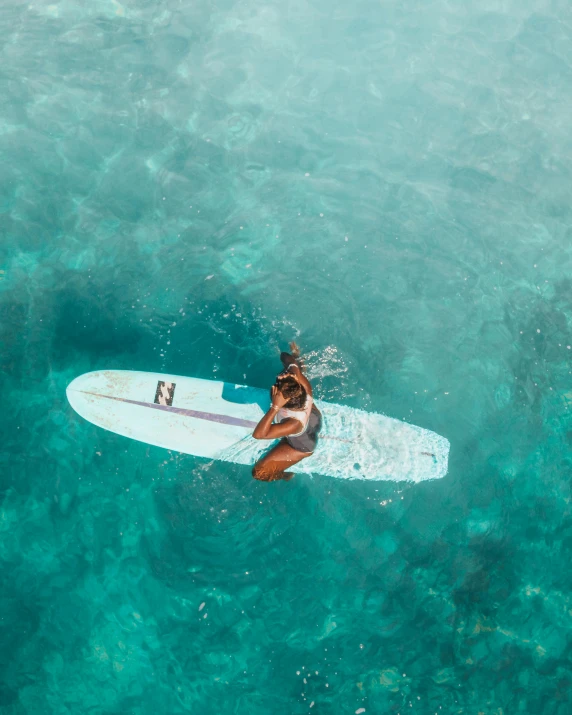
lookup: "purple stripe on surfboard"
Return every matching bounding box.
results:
[75,390,259,429]
[73,389,355,443]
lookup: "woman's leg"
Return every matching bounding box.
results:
[252,441,311,482]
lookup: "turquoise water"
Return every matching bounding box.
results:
[2,0,572,711]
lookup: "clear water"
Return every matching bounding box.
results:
[2,0,572,712]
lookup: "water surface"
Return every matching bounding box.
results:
[2,0,572,713]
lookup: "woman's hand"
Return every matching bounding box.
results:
[271,385,288,409]
[289,342,305,371]
[254,387,298,440]
[280,342,306,372]
[289,341,300,357]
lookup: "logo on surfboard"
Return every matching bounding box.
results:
[154,381,176,406]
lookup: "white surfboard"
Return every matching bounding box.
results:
[66,370,449,482]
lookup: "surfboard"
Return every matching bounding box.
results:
[66,370,449,482]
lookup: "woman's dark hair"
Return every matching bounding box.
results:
[273,375,307,409]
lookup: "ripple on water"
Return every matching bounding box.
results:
[147,463,286,586]
[205,111,260,150]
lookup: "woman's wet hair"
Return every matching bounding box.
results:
[273,375,307,409]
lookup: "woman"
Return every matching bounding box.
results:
[252,344,322,482]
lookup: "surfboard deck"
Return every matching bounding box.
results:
[66,370,449,482]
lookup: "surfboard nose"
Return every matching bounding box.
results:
[66,371,108,415]
[67,372,89,414]
[66,373,84,394]
[67,371,100,395]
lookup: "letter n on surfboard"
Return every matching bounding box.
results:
[154,381,176,406]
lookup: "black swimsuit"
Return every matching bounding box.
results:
[280,405,322,454]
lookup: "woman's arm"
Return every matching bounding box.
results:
[252,411,302,440]
[280,343,312,397]
[252,385,303,440]
[280,341,304,368]
[286,363,312,398]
